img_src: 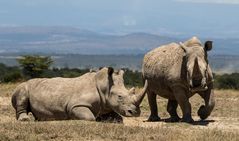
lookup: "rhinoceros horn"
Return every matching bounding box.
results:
[133,80,148,106]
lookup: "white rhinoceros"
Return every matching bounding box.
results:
[142,37,215,123]
[12,67,148,121]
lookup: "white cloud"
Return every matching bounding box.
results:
[175,0,239,4]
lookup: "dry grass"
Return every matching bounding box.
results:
[0,120,238,141]
[0,83,20,97]
[0,84,238,141]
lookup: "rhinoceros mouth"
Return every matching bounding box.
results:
[189,77,208,93]
[120,109,140,117]
[190,81,208,92]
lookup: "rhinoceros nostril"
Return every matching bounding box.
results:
[128,110,133,114]
[192,78,202,87]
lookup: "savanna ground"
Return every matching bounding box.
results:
[0,83,238,141]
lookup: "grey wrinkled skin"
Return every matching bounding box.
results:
[142,37,215,123]
[12,67,148,122]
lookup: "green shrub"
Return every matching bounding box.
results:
[2,71,22,82]
[51,67,89,78]
[0,64,23,83]
[214,73,239,89]
[123,69,143,87]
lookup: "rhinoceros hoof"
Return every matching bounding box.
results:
[18,114,30,121]
[165,116,181,122]
[181,116,194,123]
[198,105,208,120]
[181,118,194,123]
[147,115,161,122]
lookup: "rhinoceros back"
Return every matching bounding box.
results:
[142,43,185,81]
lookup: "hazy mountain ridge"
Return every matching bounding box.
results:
[2,26,238,55]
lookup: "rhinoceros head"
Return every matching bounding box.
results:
[95,67,148,117]
[179,37,213,92]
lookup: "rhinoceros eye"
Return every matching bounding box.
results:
[118,95,123,101]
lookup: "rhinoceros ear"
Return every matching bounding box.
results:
[95,67,114,97]
[204,41,213,51]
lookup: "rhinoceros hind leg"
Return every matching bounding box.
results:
[18,113,30,121]
[13,90,31,121]
[166,100,180,122]
[70,106,95,121]
[147,91,161,122]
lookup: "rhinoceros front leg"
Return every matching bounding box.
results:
[173,87,194,123]
[166,100,180,122]
[147,91,161,122]
[69,106,96,121]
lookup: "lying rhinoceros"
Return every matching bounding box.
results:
[12,67,148,121]
[142,37,215,123]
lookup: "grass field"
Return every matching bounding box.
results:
[0,83,238,141]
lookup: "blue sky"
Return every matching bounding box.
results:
[0,0,239,38]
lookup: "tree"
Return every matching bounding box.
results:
[17,55,53,79]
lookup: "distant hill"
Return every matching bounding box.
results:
[0,26,238,55]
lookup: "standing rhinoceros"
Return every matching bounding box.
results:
[12,67,148,121]
[142,37,215,123]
